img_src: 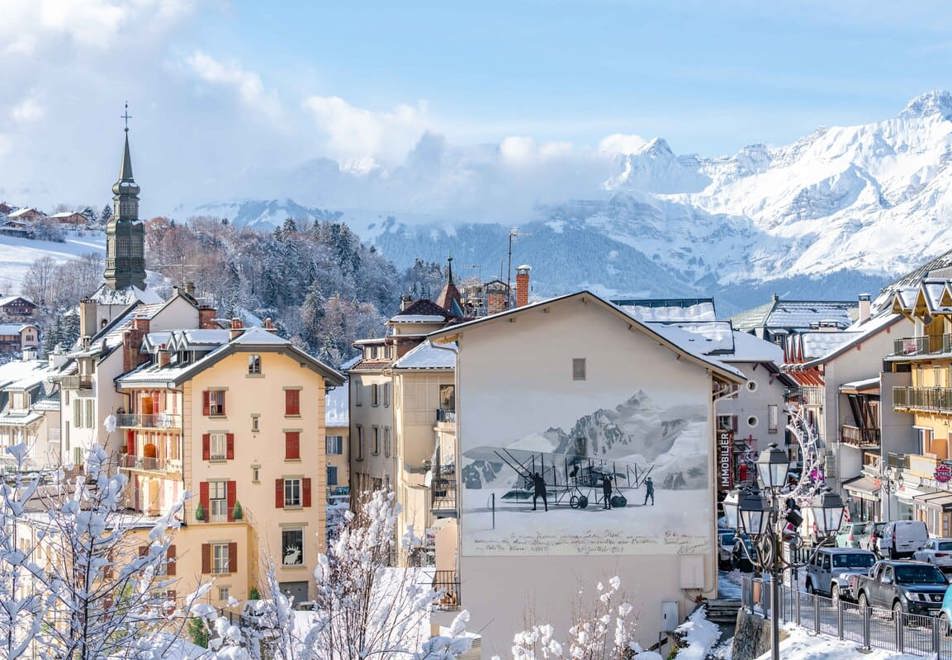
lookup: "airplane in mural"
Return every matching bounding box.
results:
[463,446,654,510]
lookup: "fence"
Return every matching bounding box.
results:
[742,575,952,657]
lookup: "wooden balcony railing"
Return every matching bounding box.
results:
[61,375,92,390]
[840,425,880,449]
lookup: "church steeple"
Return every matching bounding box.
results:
[103,103,146,291]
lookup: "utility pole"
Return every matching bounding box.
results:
[506,228,519,309]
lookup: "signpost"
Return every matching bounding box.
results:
[717,429,734,492]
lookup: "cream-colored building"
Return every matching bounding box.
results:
[325,382,349,495]
[428,291,744,654]
[115,321,343,606]
[0,354,63,468]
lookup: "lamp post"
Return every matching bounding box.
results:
[729,443,845,660]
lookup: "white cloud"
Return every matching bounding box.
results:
[302,95,430,163]
[598,133,649,155]
[500,136,575,165]
[10,97,45,124]
[185,51,281,119]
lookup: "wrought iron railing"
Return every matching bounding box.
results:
[432,570,461,611]
[840,425,881,448]
[115,413,181,429]
[431,474,457,516]
[118,454,181,472]
[893,386,952,413]
[892,334,952,357]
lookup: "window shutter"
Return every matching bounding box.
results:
[202,390,210,416]
[167,545,176,576]
[202,434,210,461]
[227,481,236,522]
[303,477,312,508]
[275,478,284,508]
[199,482,209,521]
[285,389,300,415]
[286,432,300,460]
[201,544,210,574]
[226,433,235,460]
[228,542,237,573]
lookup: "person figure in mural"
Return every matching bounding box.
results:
[643,476,655,506]
[602,474,613,509]
[531,472,548,511]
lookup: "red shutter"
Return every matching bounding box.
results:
[167,545,176,576]
[227,481,236,522]
[228,542,237,574]
[201,544,210,574]
[226,433,235,460]
[275,478,284,508]
[303,477,312,508]
[199,482,209,521]
[286,389,300,415]
[202,434,210,461]
[202,390,210,416]
[285,432,300,460]
[126,430,135,454]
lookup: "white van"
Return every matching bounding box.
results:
[880,520,929,559]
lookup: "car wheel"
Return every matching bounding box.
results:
[858,593,869,609]
[893,601,904,622]
[805,580,814,595]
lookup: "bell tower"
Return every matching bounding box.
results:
[103,103,146,291]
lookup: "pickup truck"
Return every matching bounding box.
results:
[804,547,876,603]
[851,560,949,617]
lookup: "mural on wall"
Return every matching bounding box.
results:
[460,391,710,555]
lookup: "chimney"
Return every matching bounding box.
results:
[185,281,196,296]
[132,316,150,334]
[858,293,871,324]
[122,325,148,372]
[198,305,217,329]
[21,348,36,362]
[229,317,244,341]
[157,344,170,368]
[400,295,413,311]
[263,317,277,333]
[79,298,96,339]
[515,265,531,307]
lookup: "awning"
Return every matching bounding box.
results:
[913,490,952,511]
[842,475,881,500]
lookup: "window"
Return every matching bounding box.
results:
[251,414,260,432]
[718,415,738,432]
[284,478,302,507]
[746,380,758,392]
[282,529,304,566]
[372,426,380,455]
[248,354,261,375]
[218,586,230,601]
[210,481,228,521]
[384,427,391,458]
[439,384,455,413]
[747,415,759,428]
[205,390,225,416]
[213,543,230,574]
[252,466,260,483]
[768,404,779,433]
[285,431,300,460]
[210,433,227,461]
[326,436,343,455]
[371,384,379,407]
[73,447,83,465]
[918,428,934,454]
[285,389,301,416]
[572,358,586,381]
[355,426,364,460]
[384,383,391,407]
[371,345,378,359]
[354,382,362,407]
[327,465,338,486]
[73,402,82,428]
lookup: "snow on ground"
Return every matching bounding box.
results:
[718,570,744,599]
[674,608,722,660]
[747,623,922,660]
[0,232,104,293]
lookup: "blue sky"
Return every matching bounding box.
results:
[3,1,952,211]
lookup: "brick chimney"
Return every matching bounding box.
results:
[515,265,531,307]
[157,344,170,368]
[263,317,277,333]
[122,321,149,372]
[198,305,217,329]
[858,293,871,324]
[229,317,244,341]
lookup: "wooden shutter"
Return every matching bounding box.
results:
[226,433,235,460]
[227,481,236,522]
[303,477,312,508]
[167,545,176,576]
[201,543,210,574]
[202,434,210,461]
[228,542,237,574]
[286,389,300,415]
[199,482,209,521]
[285,431,300,460]
[275,478,284,508]
[202,390,210,416]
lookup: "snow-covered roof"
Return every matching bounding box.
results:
[799,312,903,366]
[230,326,289,345]
[613,298,716,322]
[645,323,746,380]
[0,295,34,307]
[49,211,83,218]
[7,207,40,218]
[839,377,880,392]
[0,359,51,390]
[389,314,448,324]
[650,321,733,353]
[31,396,60,411]
[338,354,361,371]
[393,340,457,370]
[89,284,163,306]
[326,384,348,426]
[0,411,43,426]
[0,323,34,335]
[724,329,784,364]
[732,297,858,331]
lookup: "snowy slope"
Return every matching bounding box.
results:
[0,232,104,294]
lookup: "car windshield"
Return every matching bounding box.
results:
[720,532,735,544]
[939,542,952,551]
[851,523,869,534]
[832,553,875,569]
[895,565,947,585]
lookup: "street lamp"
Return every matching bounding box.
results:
[810,489,846,537]
[756,442,790,490]
[737,491,769,538]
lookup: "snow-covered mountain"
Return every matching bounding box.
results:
[178,91,952,310]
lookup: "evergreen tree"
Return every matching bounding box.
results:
[99,204,112,225]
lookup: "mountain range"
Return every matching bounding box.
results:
[180,91,952,313]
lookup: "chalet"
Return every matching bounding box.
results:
[7,208,46,223]
[49,211,88,226]
[0,295,37,320]
[0,202,15,216]
[0,324,39,354]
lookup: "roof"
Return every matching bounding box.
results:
[732,297,858,332]
[390,299,452,323]
[797,312,903,367]
[7,208,40,218]
[839,377,880,393]
[726,330,785,364]
[0,295,34,307]
[612,297,716,322]
[0,323,35,335]
[338,354,361,371]
[392,340,456,370]
[89,284,163,306]
[842,475,881,498]
[427,291,745,384]
[646,321,733,354]
[326,383,348,426]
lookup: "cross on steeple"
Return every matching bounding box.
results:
[121,102,132,133]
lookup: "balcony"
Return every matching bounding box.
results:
[840,425,881,449]
[893,335,952,357]
[798,386,824,406]
[116,413,182,430]
[118,454,182,473]
[431,472,457,517]
[893,386,952,413]
[61,375,92,390]
[432,570,461,611]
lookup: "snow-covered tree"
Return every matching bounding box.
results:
[100,204,112,225]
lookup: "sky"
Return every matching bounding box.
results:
[3,0,952,217]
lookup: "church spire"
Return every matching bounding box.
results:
[104,103,146,291]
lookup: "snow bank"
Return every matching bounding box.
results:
[752,623,921,660]
[674,607,721,660]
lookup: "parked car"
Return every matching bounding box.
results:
[865,522,887,555]
[718,530,738,569]
[836,521,871,549]
[939,583,952,633]
[805,547,876,603]
[852,560,948,617]
[880,521,929,559]
[913,538,952,572]
[731,535,758,573]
